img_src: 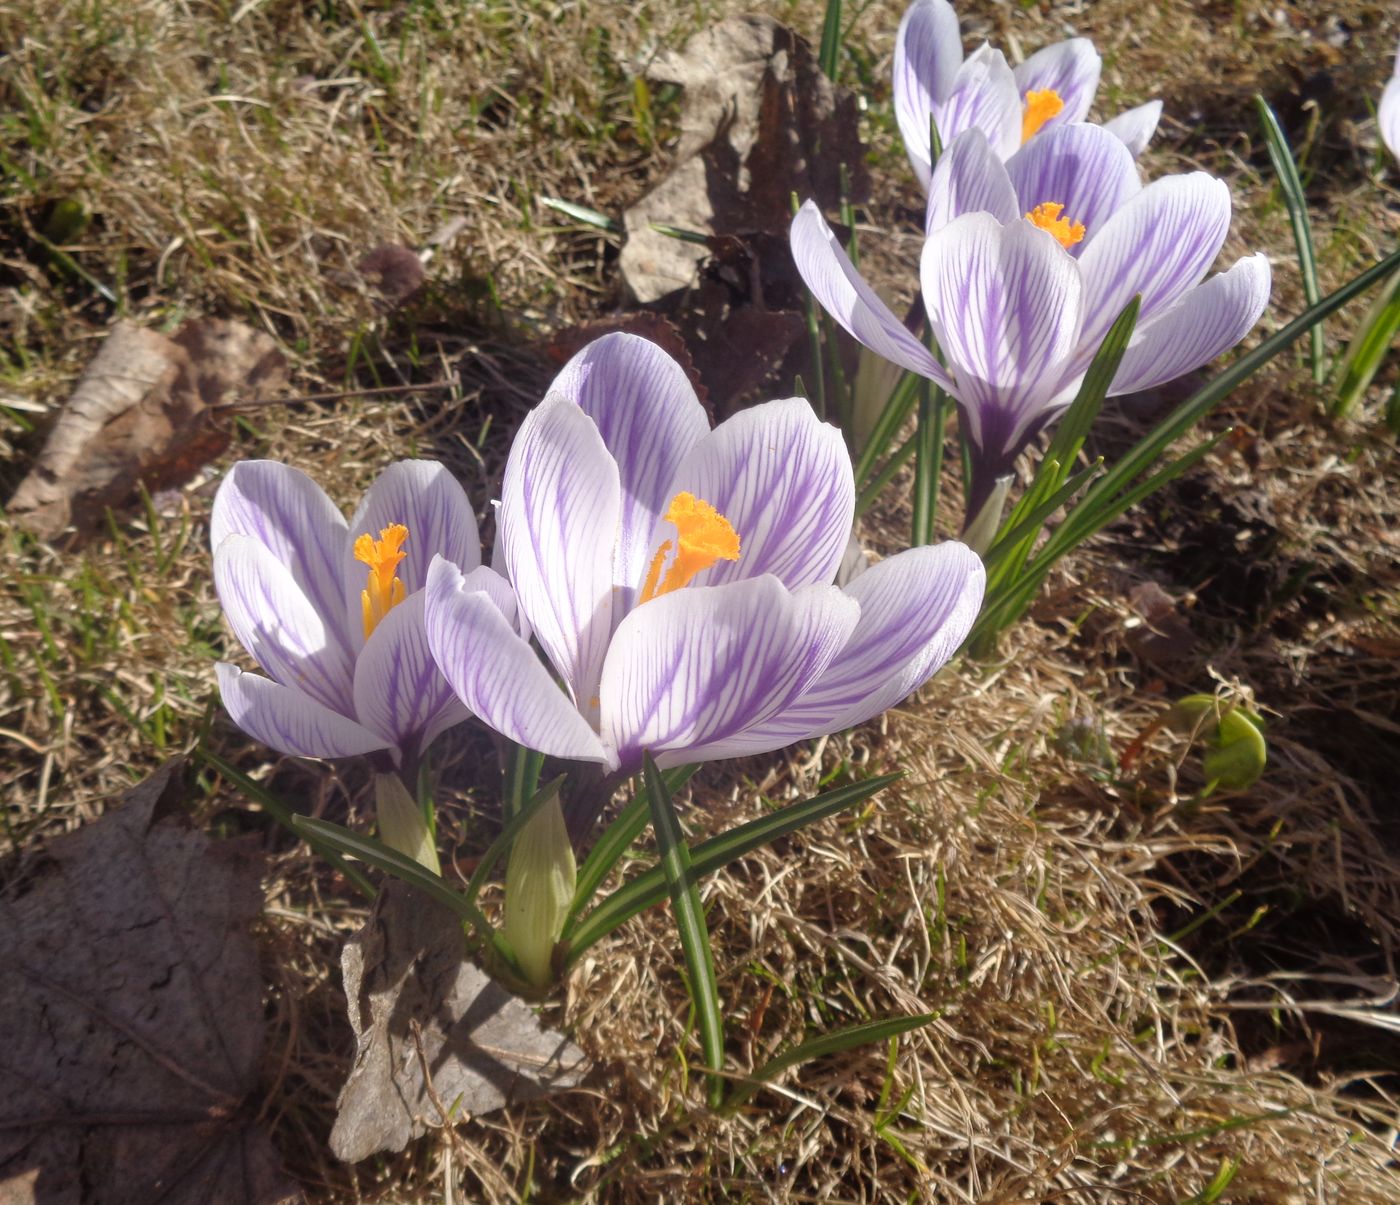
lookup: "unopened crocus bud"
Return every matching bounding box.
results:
[373,772,441,875]
[504,788,576,988]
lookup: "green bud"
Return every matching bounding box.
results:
[372,772,441,875]
[1170,695,1268,792]
[504,789,576,988]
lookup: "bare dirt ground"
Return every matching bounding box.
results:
[3,0,1399,1200]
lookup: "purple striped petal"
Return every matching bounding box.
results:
[683,542,985,756]
[1110,254,1272,396]
[1006,122,1141,251]
[937,45,1022,161]
[499,394,620,711]
[661,398,854,592]
[1012,39,1101,131]
[210,461,354,657]
[790,201,954,388]
[919,212,1084,457]
[548,333,710,609]
[213,534,356,715]
[1077,172,1232,354]
[423,557,610,766]
[352,591,465,754]
[1381,73,1400,161]
[925,128,1019,235]
[345,460,482,603]
[1103,100,1162,159]
[893,0,965,186]
[216,663,388,759]
[600,577,859,771]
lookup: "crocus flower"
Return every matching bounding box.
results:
[424,332,985,774]
[1381,41,1400,161]
[791,122,1272,515]
[894,0,1162,190]
[212,458,508,764]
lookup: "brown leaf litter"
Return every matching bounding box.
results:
[7,319,285,544]
[0,759,297,1205]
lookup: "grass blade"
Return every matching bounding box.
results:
[1256,95,1324,384]
[1039,296,1139,475]
[564,764,698,934]
[194,744,376,899]
[725,1012,936,1112]
[566,772,897,961]
[538,195,620,233]
[854,370,921,485]
[855,431,917,517]
[642,754,725,1107]
[292,815,512,973]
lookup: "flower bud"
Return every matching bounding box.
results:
[373,772,441,875]
[504,789,576,988]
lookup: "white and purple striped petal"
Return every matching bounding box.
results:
[547,333,709,607]
[211,461,354,657]
[1077,172,1232,355]
[790,201,954,388]
[352,591,466,754]
[499,394,620,713]
[600,577,859,771]
[683,542,984,756]
[215,663,389,760]
[938,45,1022,161]
[662,399,854,592]
[893,0,965,187]
[1110,254,1272,396]
[213,534,356,715]
[346,459,481,603]
[1007,121,1141,251]
[424,557,612,766]
[1012,38,1101,131]
[1103,100,1163,159]
[920,212,1084,458]
[925,128,1019,235]
[1380,62,1400,161]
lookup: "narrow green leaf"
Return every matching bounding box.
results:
[649,222,711,245]
[565,764,698,934]
[566,772,897,961]
[911,383,947,545]
[1256,95,1324,383]
[817,0,843,81]
[725,1012,935,1112]
[980,457,1104,583]
[194,744,376,899]
[538,195,621,233]
[1039,296,1140,475]
[854,370,920,486]
[292,815,511,971]
[1333,270,1400,419]
[643,754,725,1107]
[503,742,544,823]
[463,776,564,912]
[855,431,917,517]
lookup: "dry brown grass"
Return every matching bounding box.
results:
[4,0,1400,1200]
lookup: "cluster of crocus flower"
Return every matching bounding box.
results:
[794,0,1272,522]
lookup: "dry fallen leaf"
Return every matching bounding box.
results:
[619,16,867,303]
[330,882,588,1164]
[7,318,285,543]
[0,759,298,1205]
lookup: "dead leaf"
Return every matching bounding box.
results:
[619,16,867,303]
[330,882,588,1163]
[356,244,426,304]
[0,759,298,1205]
[7,318,286,543]
[1125,581,1198,666]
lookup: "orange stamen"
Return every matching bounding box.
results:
[638,492,740,604]
[1025,201,1085,249]
[355,523,409,638]
[1021,88,1064,143]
